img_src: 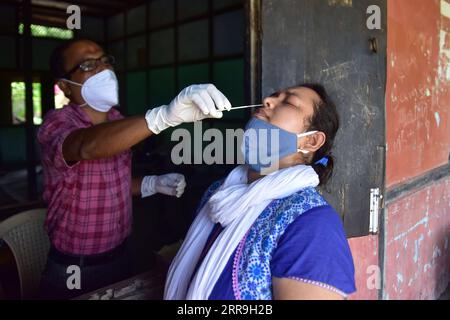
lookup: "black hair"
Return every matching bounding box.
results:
[49,38,93,79]
[297,83,340,186]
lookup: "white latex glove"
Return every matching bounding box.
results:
[145,84,232,134]
[141,173,186,198]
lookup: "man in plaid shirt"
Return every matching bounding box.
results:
[37,39,231,299]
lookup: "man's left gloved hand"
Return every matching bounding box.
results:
[141,173,186,198]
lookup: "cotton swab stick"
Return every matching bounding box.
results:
[228,104,263,111]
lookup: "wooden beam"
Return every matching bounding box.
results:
[22,0,38,201]
[32,13,67,27]
[7,0,148,19]
[30,0,108,16]
[68,0,129,10]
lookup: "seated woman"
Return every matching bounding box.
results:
[165,84,356,300]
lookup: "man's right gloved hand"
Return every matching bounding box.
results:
[145,84,231,134]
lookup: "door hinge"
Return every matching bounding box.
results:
[369,188,382,234]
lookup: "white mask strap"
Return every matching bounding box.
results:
[297,130,318,154]
[59,79,87,107]
[297,130,318,138]
[60,78,82,87]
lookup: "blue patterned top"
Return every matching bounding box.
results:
[192,180,356,300]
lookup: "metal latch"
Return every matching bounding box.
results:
[369,188,382,234]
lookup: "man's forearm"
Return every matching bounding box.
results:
[132,177,143,197]
[63,116,152,161]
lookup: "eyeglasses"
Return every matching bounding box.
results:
[63,54,116,78]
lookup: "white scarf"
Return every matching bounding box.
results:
[164,164,320,300]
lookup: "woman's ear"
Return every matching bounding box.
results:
[56,80,71,96]
[300,132,326,153]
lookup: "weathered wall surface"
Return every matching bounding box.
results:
[348,236,380,300]
[383,0,450,299]
[384,177,450,299]
[350,0,450,300]
[386,0,450,187]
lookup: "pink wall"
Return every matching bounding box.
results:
[348,236,379,300]
[349,0,450,300]
[384,177,450,299]
[383,0,450,299]
[386,0,450,187]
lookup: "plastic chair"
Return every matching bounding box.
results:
[0,208,50,299]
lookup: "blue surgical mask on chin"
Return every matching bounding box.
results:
[240,117,317,173]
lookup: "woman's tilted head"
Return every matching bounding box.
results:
[248,83,339,185]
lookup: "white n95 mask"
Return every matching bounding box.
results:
[61,69,119,113]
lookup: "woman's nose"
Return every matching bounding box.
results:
[263,96,276,109]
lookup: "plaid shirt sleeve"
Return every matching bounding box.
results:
[37,110,85,171]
